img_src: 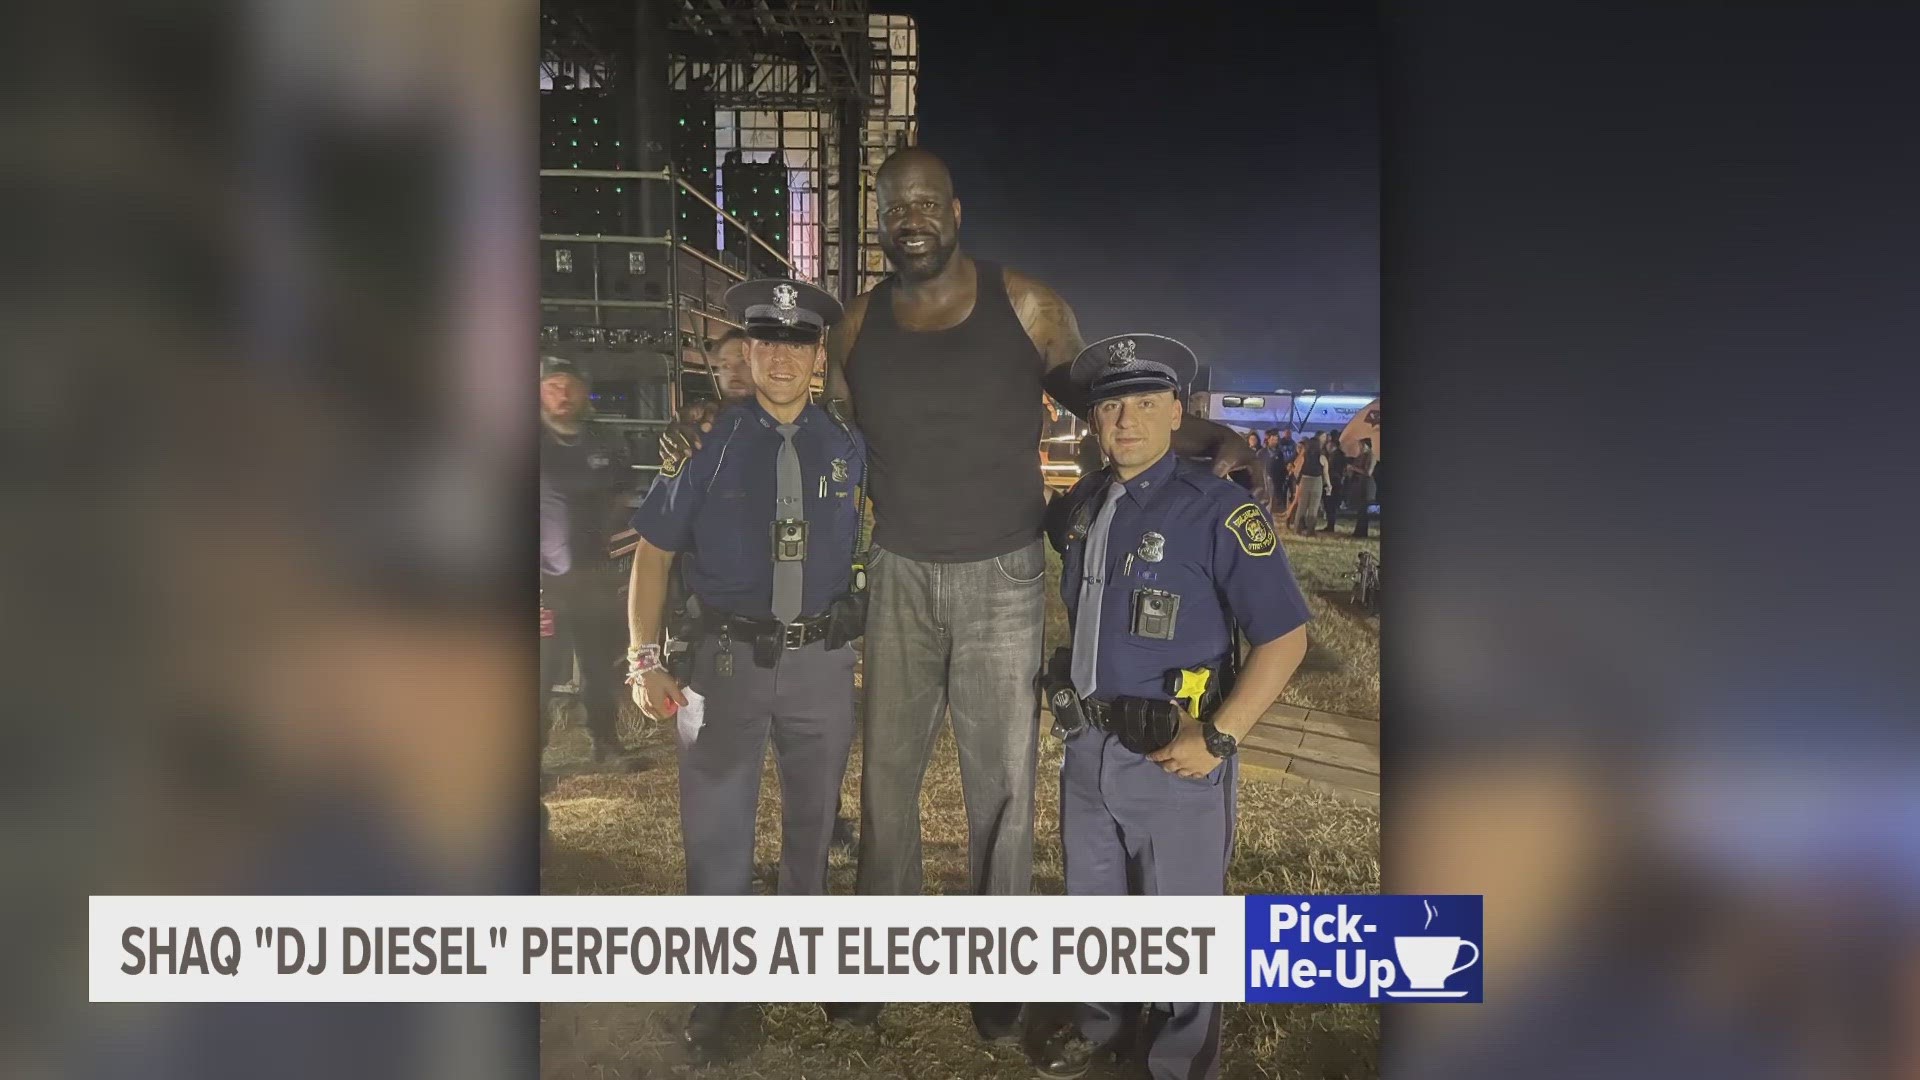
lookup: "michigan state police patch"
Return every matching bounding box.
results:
[1226,503,1276,556]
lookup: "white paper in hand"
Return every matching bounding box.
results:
[675,688,706,749]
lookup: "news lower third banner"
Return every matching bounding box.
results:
[90,895,1482,1004]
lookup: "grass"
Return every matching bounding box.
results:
[541,522,1381,1079]
[1270,524,1380,721]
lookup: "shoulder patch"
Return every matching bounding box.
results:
[1224,502,1277,557]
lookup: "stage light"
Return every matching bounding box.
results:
[1242,396,1265,408]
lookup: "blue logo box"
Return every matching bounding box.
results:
[1243,895,1483,1003]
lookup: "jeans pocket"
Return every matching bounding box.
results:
[992,541,1047,585]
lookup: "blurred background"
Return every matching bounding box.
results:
[2,0,537,1076]
[6,2,1920,1080]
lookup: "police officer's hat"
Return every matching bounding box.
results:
[1069,333,1199,405]
[539,354,585,383]
[725,278,844,345]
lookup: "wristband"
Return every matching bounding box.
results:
[624,643,663,685]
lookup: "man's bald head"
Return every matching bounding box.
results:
[876,148,962,281]
[876,148,955,199]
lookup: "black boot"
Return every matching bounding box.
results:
[830,815,857,851]
[972,1001,1024,1043]
[590,733,634,767]
[683,1002,738,1056]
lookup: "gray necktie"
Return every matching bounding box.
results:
[773,423,804,623]
[1070,480,1127,698]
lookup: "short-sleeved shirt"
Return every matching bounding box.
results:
[1044,451,1311,701]
[629,398,865,620]
[540,421,635,575]
[1324,445,1349,485]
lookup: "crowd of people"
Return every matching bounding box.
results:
[1227,427,1377,539]
[540,148,1317,1080]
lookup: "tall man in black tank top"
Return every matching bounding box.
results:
[820,149,1254,1039]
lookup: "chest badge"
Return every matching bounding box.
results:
[1137,531,1165,563]
[830,458,849,483]
[588,452,610,469]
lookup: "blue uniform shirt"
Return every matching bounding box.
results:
[1045,451,1311,700]
[630,398,866,620]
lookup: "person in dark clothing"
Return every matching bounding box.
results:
[1264,430,1292,515]
[1241,431,1274,506]
[540,474,571,764]
[1075,425,1105,477]
[1320,436,1349,533]
[1348,437,1376,539]
[539,355,639,765]
[1293,433,1326,535]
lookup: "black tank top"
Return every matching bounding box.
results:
[846,260,1046,562]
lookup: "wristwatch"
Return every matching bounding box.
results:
[1201,720,1238,759]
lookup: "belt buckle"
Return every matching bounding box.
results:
[781,621,807,650]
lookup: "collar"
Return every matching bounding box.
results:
[1107,449,1178,508]
[745,397,823,432]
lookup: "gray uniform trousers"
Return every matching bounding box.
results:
[855,538,1049,898]
[1061,726,1238,1080]
[679,631,857,896]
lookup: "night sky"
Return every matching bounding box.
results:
[889,0,1378,393]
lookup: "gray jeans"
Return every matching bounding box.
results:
[856,538,1048,897]
[1294,474,1325,534]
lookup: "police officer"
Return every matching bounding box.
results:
[1031,334,1312,1080]
[624,278,865,1056]
[540,354,638,764]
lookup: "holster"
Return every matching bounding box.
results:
[824,589,868,652]
[1163,661,1232,723]
[1105,698,1183,756]
[750,633,782,670]
[1039,646,1088,740]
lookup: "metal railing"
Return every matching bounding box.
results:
[539,165,813,457]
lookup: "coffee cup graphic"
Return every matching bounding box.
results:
[1387,936,1479,997]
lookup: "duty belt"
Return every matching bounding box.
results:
[701,610,832,651]
[1075,695,1185,756]
[1081,696,1178,731]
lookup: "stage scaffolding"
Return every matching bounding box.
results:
[539,1,917,474]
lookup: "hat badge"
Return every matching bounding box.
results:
[1108,338,1138,368]
[773,283,799,311]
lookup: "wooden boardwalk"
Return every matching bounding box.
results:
[1235,703,1379,808]
[1034,700,1380,809]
